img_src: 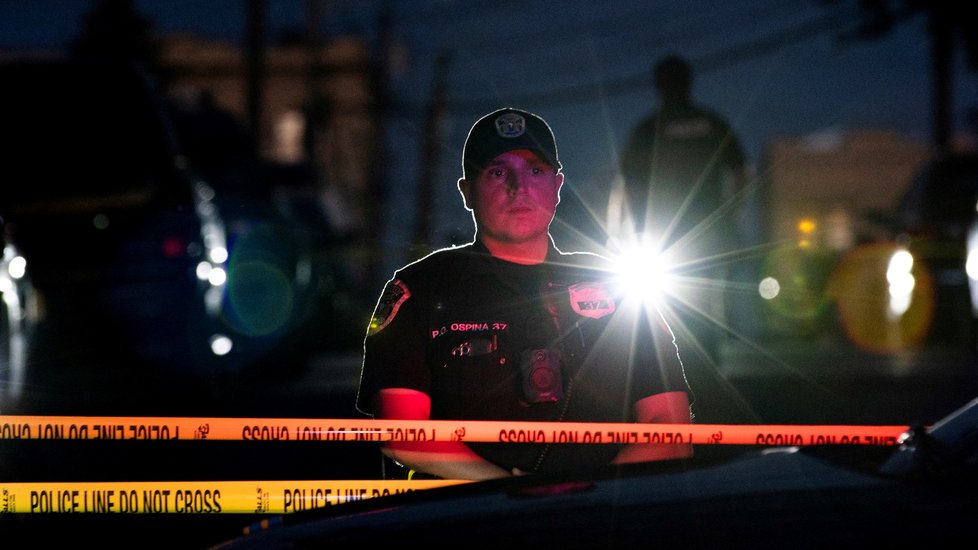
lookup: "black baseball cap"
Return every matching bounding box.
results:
[462,107,561,180]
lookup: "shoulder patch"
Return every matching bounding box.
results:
[568,282,616,319]
[367,279,411,336]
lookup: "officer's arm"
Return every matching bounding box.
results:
[374,388,514,480]
[611,303,694,464]
[611,390,693,464]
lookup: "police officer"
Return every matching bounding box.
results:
[617,54,750,367]
[356,107,693,480]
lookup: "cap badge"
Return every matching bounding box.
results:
[494,113,526,138]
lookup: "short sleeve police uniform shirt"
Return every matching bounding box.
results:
[356,240,689,475]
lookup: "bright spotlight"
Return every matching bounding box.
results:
[207,266,227,287]
[209,334,233,356]
[196,261,211,281]
[612,241,675,305]
[886,248,915,317]
[209,246,228,264]
[758,277,780,300]
[8,255,26,280]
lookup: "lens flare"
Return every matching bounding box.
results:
[611,241,675,305]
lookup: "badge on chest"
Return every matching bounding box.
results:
[568,282,616,319]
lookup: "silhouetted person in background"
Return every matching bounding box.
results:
[617,54,749,366]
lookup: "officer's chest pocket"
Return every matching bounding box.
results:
[431,332,513,403]
[437,332,503,369]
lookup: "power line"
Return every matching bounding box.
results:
[393,8,856,117]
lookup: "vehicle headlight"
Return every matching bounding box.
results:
[886,248,915,318]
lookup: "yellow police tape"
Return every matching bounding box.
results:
[0,479,468,514]
[0,415,910,446]
[0,417,917,515]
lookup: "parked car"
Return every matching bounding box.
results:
[0,56,371,414]
[892,152,978,349]
[166,91,371,381]
[0,57,237,410]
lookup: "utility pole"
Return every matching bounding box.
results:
[412,53,450,255]
[930,4,953,153]
[245,0,266,146]
[304,0,326,164]
[365,3,392,288]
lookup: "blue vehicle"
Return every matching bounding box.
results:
[0,56,369,415]
[0,58,233,404]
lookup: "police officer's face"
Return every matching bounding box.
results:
[460,149,563,246]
